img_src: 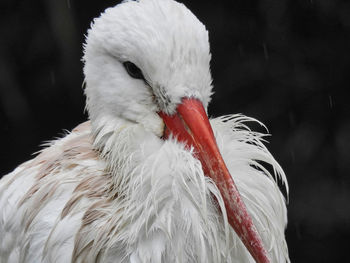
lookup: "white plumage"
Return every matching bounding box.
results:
[0,0,289,262]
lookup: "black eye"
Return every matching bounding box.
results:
[123,61,144,80]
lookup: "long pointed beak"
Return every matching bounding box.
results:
[159,98,269,263]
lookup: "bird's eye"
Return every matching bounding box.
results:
[123,61,144,80]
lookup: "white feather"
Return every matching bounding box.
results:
[0,0,289,262]
[0,116,289,262]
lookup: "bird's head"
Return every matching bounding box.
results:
[83,0,212,136]
[83,0,269,262]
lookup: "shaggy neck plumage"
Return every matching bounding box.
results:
[86,115,237,262]
[84,114,289,262]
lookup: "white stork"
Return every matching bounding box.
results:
[0,0,289,262]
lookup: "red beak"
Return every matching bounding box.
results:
[159,98,269,263]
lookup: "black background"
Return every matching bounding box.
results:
[1,0,349,262]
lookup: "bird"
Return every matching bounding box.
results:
[0,0,289,262]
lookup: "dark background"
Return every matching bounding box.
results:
[1,0,349,262]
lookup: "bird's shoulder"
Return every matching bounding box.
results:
[0,121,112,263]
[0,121,103,198]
